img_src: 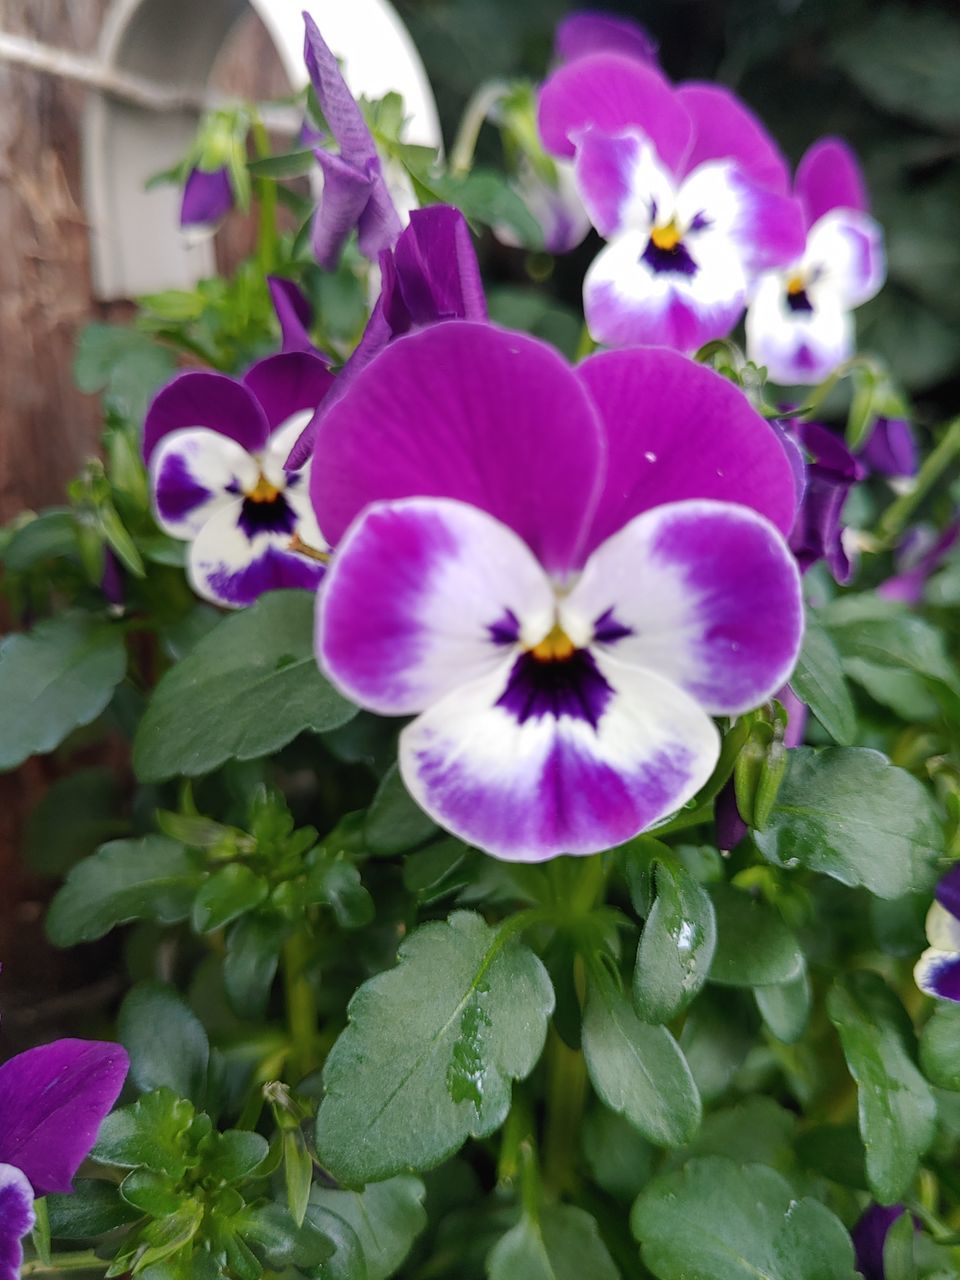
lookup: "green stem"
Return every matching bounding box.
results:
[283,927,319,1081]
[878,415,960,544]
[541,1025,587,1195]
[449,80,510,175]
[21,1253,105,1275]
[251,115,279,275]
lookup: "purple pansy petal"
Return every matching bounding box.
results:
[851,1204,905,1280]
[583,229,748,352]
[778,684,809,747]
[573,128,674,238]
[0,1164,34,1280]
[745,275,854,386]
[784,420,862,582]
[242,352,335,436]
[859,417,917,478]
[180,165,233,229]
[188,499,323,608]
[150,429,257,539]
[304,16,378,173]
[796,136,868,228]
[0,1040,128,1196]
[311,149,377,271]
[310,321,605,578]
[878,518,960,605]
[317,498,554,715]
[538,53,691,171]
[715,779,748,850]
[399,656,718,862]
[554,10,659,66]
[143,371,270,461]
[675,84,791,193]
[577,347,799,550]
[806,208,885,308]
[267,276,317,353]
[915,947,960,1002]
[388,205,488,329]
[563,500,802,715]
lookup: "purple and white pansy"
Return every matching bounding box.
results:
[145,344,334,608]
[915,864,960,1001]
[746,137,886,384]
[537,54,805,350]
[0,1037,128,1279]
[311,322,803,862]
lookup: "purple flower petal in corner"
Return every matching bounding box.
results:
[778,684,809,748]
[180,165,233,230]
[303,15,402,269]
[851,1204,905,1280]
[878,516,960,606]
[935,863,960,922]
[554,10,659,67]
[267,276,317,354]
[782,420,863,582]
[0,1040,128,1196]
[715,779,747,851]
[859,417,917,479]
[0,1164,34,1280]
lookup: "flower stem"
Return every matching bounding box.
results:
[878,415,960,544]
[251,114,279,275]
[541,1024,587,1195]
[283,927,319,1081]
[449,80,510,175]
[21,1253,105,1274]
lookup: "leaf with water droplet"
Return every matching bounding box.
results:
[447,987,492,1109]
[634,857,716,1023]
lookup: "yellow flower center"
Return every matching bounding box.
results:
[246,473,281,503]
[530,622,576,663]
[786,273,807,296]
[650,221,682,251]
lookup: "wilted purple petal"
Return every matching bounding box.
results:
[0,1164,34,1280]
[0,1040,128,1196]
[554,10,659,66]
[311,149,377,271]
[783,421,863,582]
[180,166,233,229]
[267,276,317,353]
[859,417,917,478]
[851,1204,905,1280]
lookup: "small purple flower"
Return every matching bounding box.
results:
[878,517,960,607]
[781,420,864,583]
[858,416,917,479]
[746,137,886,384]
[554,10,659,67]
[537,55,805,351]
[180,165,234,232]
[303,16,403,270]
[915,864,960,1000]
[0,1038,128,1279]
[311,323,803,862]
[145,339,334,607]
[287,205,486,469]
[851,1204,908,1280]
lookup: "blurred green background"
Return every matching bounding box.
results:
[395,0,960,426]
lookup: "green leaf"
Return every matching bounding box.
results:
[137,1200,204,1269]
[633,859,716,1023]
[74,323,176,421]
[827,972,936,1202]
[119,1168,183,1217]
[582,1106,654,1201]
[631,1157,858,1280]
[790,613,856,746]
[247,148,317,179]
[283,1128,313,1228]
[119,982,209,1105]
[416,168,543,247]
[24,766,125,876]
[304,857,374,929]
[192,864,270,933]
[883,1210,917,1280]
[754,967,811,1044]
[669,1098,796,1174]
[0,614,126,770]
[309,1175,427,1280]
[302,1205,365,1280]
[46,836,202,946]
[224,913,285,1019]
[825,597,958,686]
[753,748,941,900]
[582,969,701,1148]
[315,911,554,1184]
[365,763,439,855]
[46,1179,141,1238]
[93,1088,197,1180]
[920,1002,960,1091]
[709,884,804,987]
[795,1124,867,1190]
[2,509,76,572]
[133,591,357,782]
[679,991,755,1102]
[204,1129,270,1182]
[487,1205,619,1280]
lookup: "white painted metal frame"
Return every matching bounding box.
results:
[83,0,441,299]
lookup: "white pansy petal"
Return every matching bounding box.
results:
[188,498,322,608]
[926,900,960,951]
[745,272,853,385]
[150,428,258,539]
[915,947,960,1002]
[573,128,676,237]
[805,207,885,308]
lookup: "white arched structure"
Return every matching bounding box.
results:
[83,0,441,298]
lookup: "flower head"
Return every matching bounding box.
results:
[746,137,886,384]
[303,15,404,270]
[859,416,917,479]
[0,1038,128,1279]
[915,864,960,1000]
[312,322,802,861]
[145,337,334,607]
[537,55,804,350]
[180,165,234,233]
[781,420,863,582]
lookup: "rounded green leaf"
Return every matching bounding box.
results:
[487,1205,619,1280]
[133,591,357,782]
[754,966,812,1044]
[192,864,270,933]
[631,1156,858,1280]
[634,860,716,1023]
[790,612,856,745]
[315,911,554,1184]
[709,884,804,987]
[365,763,439,855]
[309,1176,426,1280]
[119,982,209,1106]
[920,1003,960,1091]
[754,748,941,900]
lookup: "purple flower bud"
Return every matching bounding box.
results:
[554,10,659,66]
[858,417,917,479]
[851,1204,907,1280]
[783,420,864,583]
[715,778,748,850]
[179,165,234,230]
[878,516,960,607]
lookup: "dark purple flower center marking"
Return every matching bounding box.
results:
[156,453,211,520]
[641,236,698,277]
[488,608,521,646]
[592,607,633,644]
[238,490,297,538]
[786,286,814,313]
[496,647,613,729]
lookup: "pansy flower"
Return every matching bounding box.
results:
[746,137,885,384]
[287,205,486,469]
[145,341,334,608]
[851,1204,908,1280]
[537,54,804,350]
[311,322,802,862]
[180,165,234,234]
[915,864,960,1000]
[303,15,404,270]
[0,1038,128,1279]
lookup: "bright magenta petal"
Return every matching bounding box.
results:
[795,136,868,227]
[675,83,791,192]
